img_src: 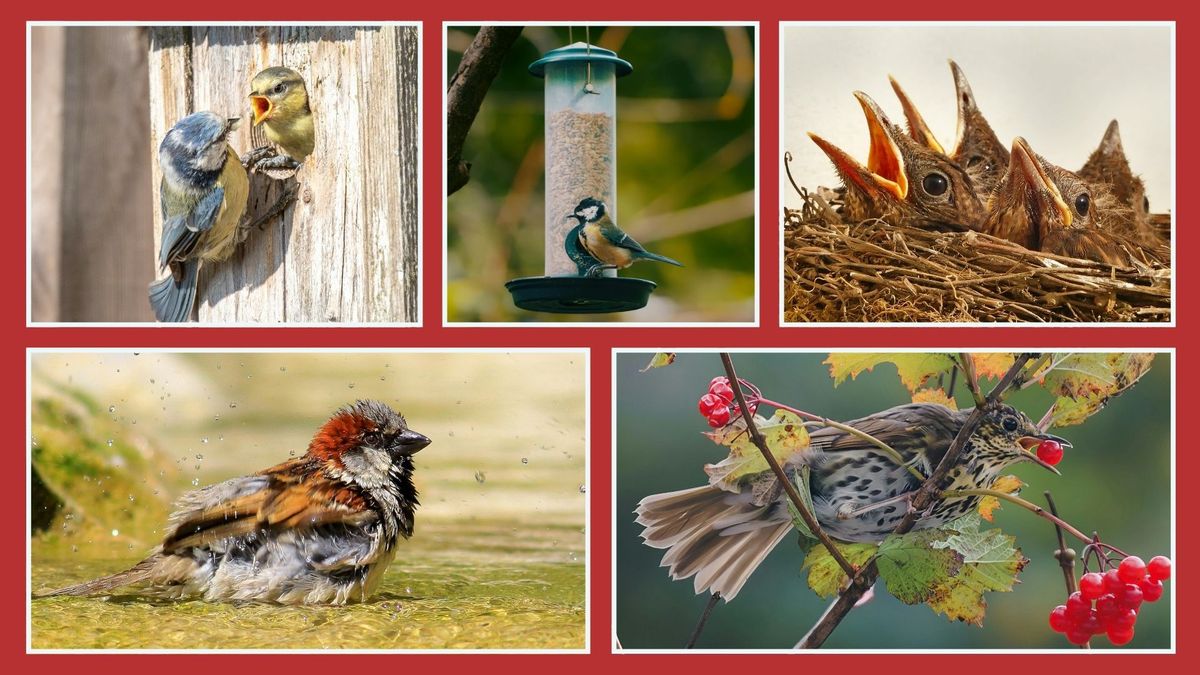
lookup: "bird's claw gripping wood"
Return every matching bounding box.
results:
[241,145,278,170]
[238,182,300,240]
[248,153,303,175]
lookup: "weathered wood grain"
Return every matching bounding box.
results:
[147,25,419,323]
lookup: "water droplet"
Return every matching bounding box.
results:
[521,457,529,465]
[108,405,116,413]
[128,494,135,502]
[200,437,209,444]
[111,529,119,537]
[474,471,486,484]
[71,545,78,553]
[196,453,204,460]
[280,366,287,372]
[578,484,587,494]
[191,478,200,486]
[106,439,114,447]
[348,383,356,389]
[229,402,237,409]
[406,587,412,594]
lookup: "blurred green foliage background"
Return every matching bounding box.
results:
[615,352,1171,649]
[447,26,757,322]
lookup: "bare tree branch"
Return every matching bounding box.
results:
[446,26,522,196]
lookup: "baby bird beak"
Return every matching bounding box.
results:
[1010,137,1073,228]
[1018,433,1070,475]
[394,429,431,455]
[250,94,273,126]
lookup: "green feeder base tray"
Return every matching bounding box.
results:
[506,276,656,314]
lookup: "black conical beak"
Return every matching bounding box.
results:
[1018,434,1070,475]
[395,429,431,455]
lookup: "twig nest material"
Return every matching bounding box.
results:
[783,190,1170,323]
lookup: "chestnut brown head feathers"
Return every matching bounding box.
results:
[40,400,431,605]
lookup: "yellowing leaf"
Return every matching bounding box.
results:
[977,475,1024,522]
[640,352,676,372]
[912,388,957,410]
[928,515,1028,625]
[971,354,1016,380]
[703,410,810,491]
[825,353,955,393]
[877,530,965,604]
[1041,353,1155,427]
[802,542,878,598]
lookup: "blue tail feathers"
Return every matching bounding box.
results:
[148,261,199,322]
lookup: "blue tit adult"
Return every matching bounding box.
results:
[570,197,683,274]
[149,112,250,322]
[244,66,315,173]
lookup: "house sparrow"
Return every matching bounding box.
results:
[149,112,249,322]
[243,66,315,175]
[570,197,683,276]
[808,91,985,230]
[40,400,431,605]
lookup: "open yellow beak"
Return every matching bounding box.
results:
[853,91,907,200]
[888,75,946,155]
[250,95,273,126]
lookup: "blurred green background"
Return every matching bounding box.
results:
[615,352,1172,649]
[446,25,756,323]
[30,352,586,649]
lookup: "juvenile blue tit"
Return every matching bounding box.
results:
[246,66,314,172]
[571,197,683,273]
[149,112,250,322]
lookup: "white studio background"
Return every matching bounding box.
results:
[781,24,1173,213]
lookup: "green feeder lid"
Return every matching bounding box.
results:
[529,42,633,78]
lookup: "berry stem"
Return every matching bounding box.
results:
[754,397,927,482]
[719,354,860,581]
[941,488,1092,544]
[1045,491,1089,649]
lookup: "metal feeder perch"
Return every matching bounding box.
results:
[505,42,657,314]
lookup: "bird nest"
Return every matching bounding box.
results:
[783,190,1171,323]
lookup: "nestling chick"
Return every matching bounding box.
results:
[40,400,431,605]
[949,60,1010,197]
[149,112,249,322]
[983,137,1144,265]
[570,197,683,276]
[246,66,315,173]
[808,91,985,230]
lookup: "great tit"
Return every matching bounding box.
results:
[570,197,683,274]
[149,112,250,322]
[245,66,314,173]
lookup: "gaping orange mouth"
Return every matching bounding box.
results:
[250,95,273,126]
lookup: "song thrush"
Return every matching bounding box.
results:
[808,92,985,230]
[636,402,1064,600]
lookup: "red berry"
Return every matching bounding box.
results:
[1065,626,1092,645]
[1065,591,1091,620]
[710,381,735,403]
[1118,556,1148,584]
[709,376,729,389]
[1107,626,1135,646]
[707,407,731,427]
[1147,555,1171,581]
[1049,605,1071,633]
[1079,611,1104,636]
[1096,594,1120,624]
[1139,578,1164,602]
[698,393,725,417]
[1108,608,1137,632]
[1115,583,1144,611]
[1036,439,1064,465]
[1103,569,1125,594]
[1079,572,1106,600]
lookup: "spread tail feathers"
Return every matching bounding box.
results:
[635,251,684,267]
[149,260,199,322]
[636,485,791,601]
[37,558,157,598]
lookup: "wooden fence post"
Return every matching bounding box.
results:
[147,25,419,323]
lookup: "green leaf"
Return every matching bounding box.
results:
[802,542,877,598]
[824,353,955,393]
[703,410,810,491]
[640,352,677,372]
[785,466,818,540]
[877,530,964,605]
[1040,353,1155,427]
[926,515,1028,625]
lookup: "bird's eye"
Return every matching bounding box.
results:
[1002,417,1018,432]
[273,83,286,94]
[922,172,949,196]
[1074,193,1090,217]
[364,431,384,447]
[966,156,982,168]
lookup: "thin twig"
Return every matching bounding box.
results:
[720,354,859,580]
[957,353,986,407]
[796,353,1034,649]
[686,593,721,648]
[1045,492,1087,649]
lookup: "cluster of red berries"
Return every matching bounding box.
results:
[697,377,757,427]
[1049,555,1171,646]
[1036,439,1065,466]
